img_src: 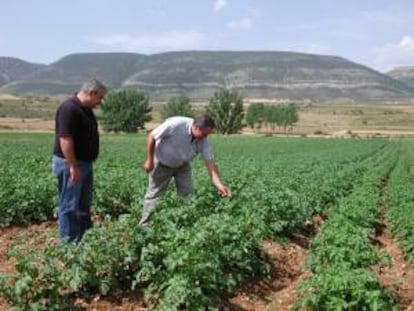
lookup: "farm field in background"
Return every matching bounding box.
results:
[2,96,414,137]
[1,133,414,310]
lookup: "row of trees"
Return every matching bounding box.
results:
[100,89,298,134]
[246,103,299,132]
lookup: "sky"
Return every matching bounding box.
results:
[1,0,413,72]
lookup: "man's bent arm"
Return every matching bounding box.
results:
[204,160,231,196]
[143,133,156,173]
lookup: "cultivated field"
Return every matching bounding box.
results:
[1,95,414,136]
[1,133,414,310]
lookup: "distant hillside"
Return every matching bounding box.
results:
[1,51,413,102]
[0,57,45,87]
[386,66,414,89]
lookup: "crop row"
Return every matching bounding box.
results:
[0,134,387,226]
[385,141,414,262]
[294,143,399,310]
[0,133,403,310]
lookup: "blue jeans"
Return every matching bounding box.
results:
[52,155,93,244]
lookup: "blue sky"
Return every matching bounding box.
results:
[1,0,413,72]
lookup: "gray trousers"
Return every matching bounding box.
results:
[139,162,193,225]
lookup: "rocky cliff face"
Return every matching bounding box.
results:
[1,52,413,102]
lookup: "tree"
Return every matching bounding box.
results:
[261,104,299,133]
[246,102,265,130]
[280,104,299,132]
[161,95,194,120]
[206,89,244,135]
[261,106,274,133]
[100,89,152,133]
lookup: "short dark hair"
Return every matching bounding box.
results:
[194,115,215,129]
[80,79,107,93]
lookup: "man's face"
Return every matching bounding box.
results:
[88,90,106,108]
[192,125,213,140]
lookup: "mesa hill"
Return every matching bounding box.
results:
[1,51,413,102]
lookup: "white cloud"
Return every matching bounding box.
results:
[227,17,253,30]
[226,7,261,31]
[213,0,228,12]
[91,31,208,53]
[373,36,414,71]
[399,36,414,49]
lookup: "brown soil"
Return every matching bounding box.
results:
[79,230,312,311]
[74,291,147,311]
[12,214,414,311]
[372,217,414,311]
[223,217,323,311]
[0,117,54,132]
[0,221,57,273]
[223,240,308,311]
[0,221,57,311]
[0,218,320,311]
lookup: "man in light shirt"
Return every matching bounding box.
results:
[140,115,231,225]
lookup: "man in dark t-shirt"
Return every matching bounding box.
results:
[52,79,107,243]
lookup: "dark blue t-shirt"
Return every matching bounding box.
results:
[53,96,99,162]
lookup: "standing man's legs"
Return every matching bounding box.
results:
[77,162,93,239]
[140,163,174,225]
[53,156,93,243]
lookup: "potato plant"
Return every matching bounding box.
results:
[1,133,410,310]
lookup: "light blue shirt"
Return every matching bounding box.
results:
[152,116,214,168]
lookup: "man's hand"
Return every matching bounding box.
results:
[142,159,154,173]
[69,165,81,184]
[218,185,232,197]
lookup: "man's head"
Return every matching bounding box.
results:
[78,79,107,108]
[192,115,215,139]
